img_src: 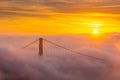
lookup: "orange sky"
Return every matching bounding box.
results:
[0,0,120,34]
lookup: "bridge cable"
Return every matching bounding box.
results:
[22,39,39,49]
[43,38,106,62]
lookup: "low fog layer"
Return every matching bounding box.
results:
[0,33,120,80]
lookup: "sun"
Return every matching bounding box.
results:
[93,29,99,34]
[92,29,101,39]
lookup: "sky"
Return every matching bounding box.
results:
[0,0,120,34]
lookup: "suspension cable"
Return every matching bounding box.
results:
[21,39,39,49]
[43,38,106,62]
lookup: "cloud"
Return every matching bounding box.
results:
[0,0,50,18]
[0,11,49,18]
[0,33,120,80]
[0,0,120,18]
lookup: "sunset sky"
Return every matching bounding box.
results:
[0,0,120,34]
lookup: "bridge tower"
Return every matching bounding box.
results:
[39,38,43,56]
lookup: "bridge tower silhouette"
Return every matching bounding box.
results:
[39,38,43,56]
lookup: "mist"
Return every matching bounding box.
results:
[0,33,120,80]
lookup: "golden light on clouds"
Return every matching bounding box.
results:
[91,22,102,28]
[0,0,120,34]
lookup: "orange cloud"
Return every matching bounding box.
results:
[0,0,120,34]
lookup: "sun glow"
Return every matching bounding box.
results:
[91,22,102,28]
[91,28,102,39]
[93,29,99,34]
